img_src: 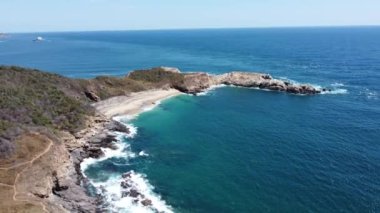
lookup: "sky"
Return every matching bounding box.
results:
[1,0,380,32]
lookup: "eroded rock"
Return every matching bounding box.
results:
[85,90,101,102]
[171,71,322,95]
[141,199,153,206]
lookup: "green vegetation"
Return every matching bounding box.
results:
[0,66,92,134]
[0,120,12,135]
[128,67,184,87]
[0,66,185,158]
[88,76,148,99]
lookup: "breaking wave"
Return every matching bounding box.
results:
[360,88,378,100]
[80,116,173,213]
[93,171,173,213]
[279,77,348,95]
[194,84,228,96]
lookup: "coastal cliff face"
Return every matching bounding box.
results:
[173,72,216,94]
[0,66,323,212]
[0,128,97,212]
[0,66,149,212]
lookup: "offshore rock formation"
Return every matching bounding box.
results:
[120,171,154,208]
[126,67,324,95]
[174,71,322,95]
[214,72,321,94]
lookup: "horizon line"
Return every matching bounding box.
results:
[3,24,380,34]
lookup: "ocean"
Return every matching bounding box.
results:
[1,27,379,212]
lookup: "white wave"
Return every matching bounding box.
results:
[331,82,345,87]
[92,171,173,213]
[123,124,138,139]
[113,116,138,138]
[249,87,271,92]
[210,84,228,89]
[113,115,136,124]
[321,88,348,95]
[360,89,378,100]
[319,82,348,95]
[280,76,322,91]
[367,91,378,100]
[81,158,101,175]
[80,124,137,176]
[194,84,228,96]
[139,151,149,157]
[81,114,173,212]
[278,77,348,95]
[142,102,159,112]
[80,139,129,174]
[195,91,209,96]
[278,76,301,85]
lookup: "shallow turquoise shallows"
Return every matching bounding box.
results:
[1,27,380,212]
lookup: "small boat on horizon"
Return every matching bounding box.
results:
[33,36,44,42]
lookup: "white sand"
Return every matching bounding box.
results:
[92,89,182,118]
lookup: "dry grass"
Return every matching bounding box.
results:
[0,133,52,213]
[0,185,44,213]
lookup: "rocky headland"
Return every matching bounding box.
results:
[0,66,324,212]
[172,71,323,95]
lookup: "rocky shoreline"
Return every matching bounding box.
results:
[67,114,171,212]
[0,66,327,212]
[62,115,132,212]
[62,68,327,212]
[172,70,326,95]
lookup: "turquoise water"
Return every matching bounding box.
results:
[1,27,380,212]
[129,88,380,212]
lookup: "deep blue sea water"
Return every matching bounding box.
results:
[1,27,380,212]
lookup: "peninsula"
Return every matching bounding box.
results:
[0,66,323,212]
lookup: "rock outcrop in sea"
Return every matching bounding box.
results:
[172,70,322,95]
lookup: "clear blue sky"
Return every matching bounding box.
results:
[1,0,380,32]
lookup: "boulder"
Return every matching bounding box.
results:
[120,181,131,189]
[299,85,320,94]
[121,191,129,198]
[141,199,152,206]
[86,147,104,158]
[261,74,272,80]
[129,189,140,198]
[107,121,130,134]
[286,85,301,94]
[84,91,100,102]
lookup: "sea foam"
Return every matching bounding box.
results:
[360,88,378,100]
[80,133,131,174]
[279,77,348,95]
[81,114,173,213]
[194,84,228,96]
[92,171,173,213]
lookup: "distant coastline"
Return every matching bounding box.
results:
[4,24,380,34]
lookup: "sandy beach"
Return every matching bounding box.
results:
[92,89,182,118]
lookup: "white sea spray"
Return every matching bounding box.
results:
[81,110,173,212]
